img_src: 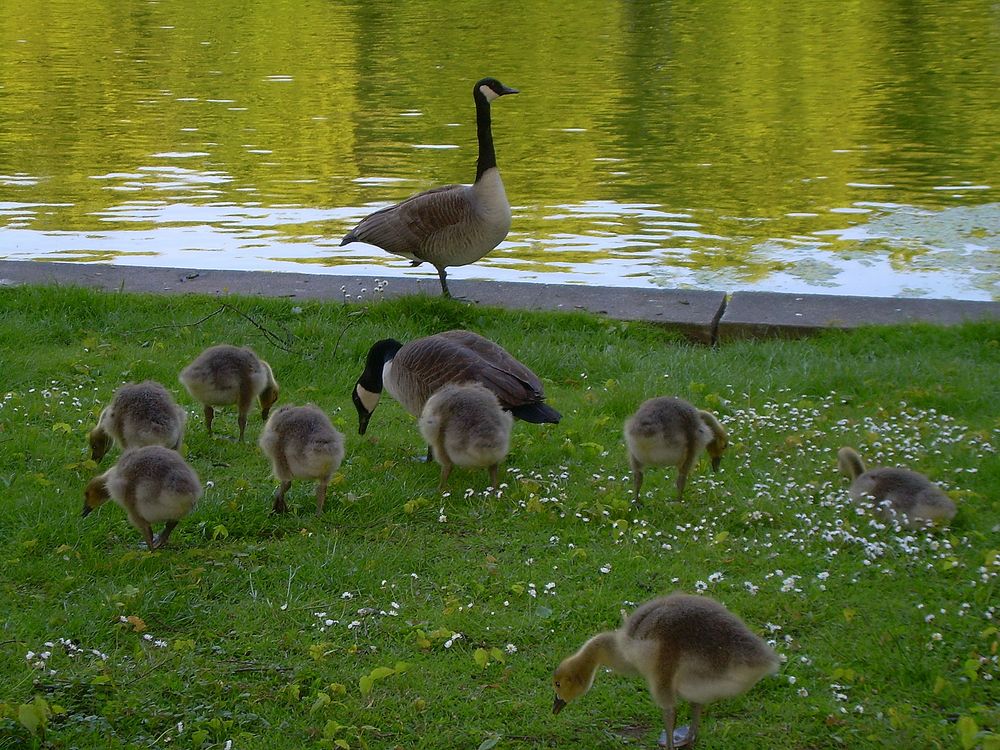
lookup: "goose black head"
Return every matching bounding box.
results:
[474,77,519,103]
[354,338,404,435]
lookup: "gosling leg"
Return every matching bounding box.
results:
[272,480,292,513]
[153,520,178,550]
[204,405,215,435]
[315,480,328,515]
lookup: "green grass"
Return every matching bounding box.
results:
[0,284,998,750]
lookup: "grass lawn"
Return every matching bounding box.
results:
[0,283,997,749]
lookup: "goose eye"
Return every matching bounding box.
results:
[555,680,561,688]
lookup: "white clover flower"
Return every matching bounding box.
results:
[341,591,354,600]
[505,643,517,655]
[599,564,611,574]
[695,581,708,592]
[788,675,797,685]
[797,688,809,698]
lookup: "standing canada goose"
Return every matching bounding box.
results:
[624,397,728,501]
[837,446,957,528]
[552,593,779,750]
[259,404,345,514]
[88,380,187,461]
[179,344,279,441]
[82,445,202,550]
[352,330,560,440]
[418,383,513,489]
[340,77,519,298]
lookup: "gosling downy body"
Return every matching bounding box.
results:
[837,446,956,528]
[552,593,778,750]
[179,344,279,441]
[352,329,559,438]
[340,77,518,298]
[259,404,345,514]
[83,445,202,550]
[418,382,513,489]
[89,380,187,461]
[624,397,728,501]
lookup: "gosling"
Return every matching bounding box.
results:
[179,344,279,441]
[624,397,728,500]
[418,383,513,490]
[837,446,957,528]
[82,445,202,550]
[88,380,187,461]
[552,593,778,750]
[258,404,345,514]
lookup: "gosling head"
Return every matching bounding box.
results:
[88,426,113,462]
[474,77,519,103]
[259,382,280,422]
[551,657,595,715]
[82,475,111,518]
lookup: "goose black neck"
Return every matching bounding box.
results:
[474,94,496,182]
[358,339,403,393]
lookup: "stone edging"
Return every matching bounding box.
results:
[1,260,997,344]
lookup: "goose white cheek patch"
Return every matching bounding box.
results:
[480,85,500,102]
[356,385,381,413]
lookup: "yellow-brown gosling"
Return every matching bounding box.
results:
[82,445,202,550]
[418,383,513,489]
[552,593,778,750]
[258,404,345,514]
[837,446,957,528]
[179,344,279,441]
[624,397,728,501]
[88,380,187,461]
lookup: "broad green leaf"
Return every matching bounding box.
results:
[359,675,374,696]
[17,704,41,735]
[369,666,395,681]
[474,648,489,668]
[957,715,978,750]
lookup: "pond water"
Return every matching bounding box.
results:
[1,0,998,299]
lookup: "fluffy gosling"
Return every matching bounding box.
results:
[258,404,345,514]
[418,383,513,489]
[88,380,187,461]
[552,593,778,749]
[82,445,202,550]
[624,397,728,500]
[837,446,957,528]
[179,344,279,441]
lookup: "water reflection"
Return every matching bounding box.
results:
[0,0,997,299]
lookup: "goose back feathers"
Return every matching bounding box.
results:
[89,380,187,461]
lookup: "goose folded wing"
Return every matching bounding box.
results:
[351,185,471,257]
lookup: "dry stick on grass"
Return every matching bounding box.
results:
[125,303,299,353]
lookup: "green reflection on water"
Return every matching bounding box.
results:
[0,0,997,297]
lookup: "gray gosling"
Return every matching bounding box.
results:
[259,404,345,514]
[179,344,279,441]
[82,445,202,550]
[837,446,957,528]
[552,593,778,750]
[624,397,728,500]
[418,383,513,490]
[89,380,187,461]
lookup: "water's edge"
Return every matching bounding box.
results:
[1,260,997,345]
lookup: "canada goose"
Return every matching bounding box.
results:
[88,380,187,461]
[352,330,560,440]
[624,397,728,501]
[340,77,519,298]
[418,383,513,489]
[179,344,279,441]
[82,445,202,550]
[552,593,778,750]
[837,446,956,528]
[259,404,345,514]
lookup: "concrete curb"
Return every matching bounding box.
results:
[1,260,997,343]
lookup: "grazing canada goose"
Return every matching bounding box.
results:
[88,380,187,461]
[624,397,728,501]
[552,593,779,750]
[353,329,560,440]
[418,383,513,489]
[179,344,279,441]
[340,77,519,298]
[837,446,957,528]
[82,445,202,550]
[259,404,345,514]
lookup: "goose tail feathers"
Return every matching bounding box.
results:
[509,402,561,424]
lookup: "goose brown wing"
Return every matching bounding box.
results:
[397,331,544,409]
[344,184,472,258]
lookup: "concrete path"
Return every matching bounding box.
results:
[1,260,997,343]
